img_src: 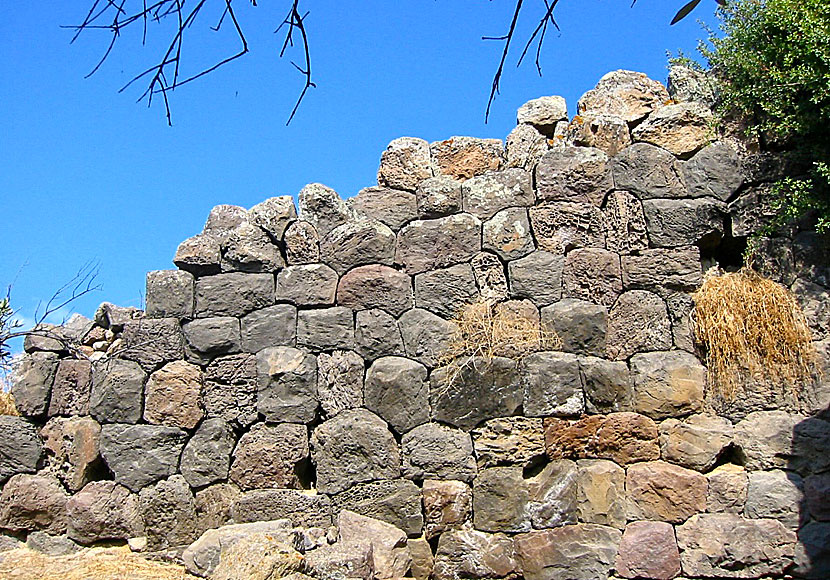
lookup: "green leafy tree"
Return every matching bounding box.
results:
[701,0,830,232]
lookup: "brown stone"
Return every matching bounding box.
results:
[66,481,143,544]
[706,464,747,514]
[337,264,414,317]
[659,414,733,472]
[529,202,606,255]
[396,213,482,275]
[143,360,204,430]
[338,510,411,579]
[616,521,681,580]
[317,350,364,418]
[0,474,68,534]
[575,459,626,529]
[561,248,622,308]
[632,102,714,158]
[422,479,472,539]
[434,528,518,580]
[626,461,707,523]
[40,417,102,492]
[630,351,705,420]
[229,422,309,491]
[471,416,545,468]
[377,137,434,192]
[409,536,435,580]
[577,69,670,123]
[545,412,660,466]
[48,359,92,417]
[431,137,504,180]
[514,524,621,580]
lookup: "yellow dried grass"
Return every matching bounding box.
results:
[0,390,19,416]
[692,268,817,401]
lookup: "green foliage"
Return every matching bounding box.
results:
[700,0,830,233]
[0,294,20,376]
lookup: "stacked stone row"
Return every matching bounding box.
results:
[2,68,830,580]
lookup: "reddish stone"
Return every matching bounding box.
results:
[616,521,681,580]
[544,412,659,466]
[626,461,707,523]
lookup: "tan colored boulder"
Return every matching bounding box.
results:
[143,360,204,430]
[430,137,504,180]
[40,417,101,492]
[575,459,626,529]
[514,524,621,580]
[632,102,714,158]
[471,417,545,468]
[338,510,411,579]
[433,527,518,580]
[659,414,733,472]
[630,351,705,420]
[577,69,670,123]
[377,137,434,192]
[211,532,305,580]
[545,412,660,466]
[626,460,707,523]
[706,463,747,513]
[566,113,631,156]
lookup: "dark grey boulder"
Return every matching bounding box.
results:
[100,423,187,492]
[10,352,58,418]
[399,308,458,368]
[354,309,405,361]
[194,272,275,318]
[401,423,477,482]
[297,307,354,351]
[275,264,339,306]
[642,197,727,249]
[611,142,687,199]
[509,251,564,307]
[240,304,297,352]
[541,299,607,357]
[120,317,185,371]
[180,418,235,488]
[89,359,146,424]
[183,316,241,363]
[0,416,42,483]
[139,475,199,550]
[145,270,195,319]
[681,142,744,201]
[256,346,318,423]
[415,263,479,319]
[364,356,429,434]
[332,479,423,537]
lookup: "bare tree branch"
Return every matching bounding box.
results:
[276,1,315,125]
[485,0,524,124]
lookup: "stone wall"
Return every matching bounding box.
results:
[4,68,830,579]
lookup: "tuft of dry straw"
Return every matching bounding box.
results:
[0,390,19,416]
[692,268,817,401]
[437,298,561,384]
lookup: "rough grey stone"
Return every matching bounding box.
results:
[240,304,297,352]
[311,408,400,494]
[461,168,534,220]
[11,352,58,418]
[793,277,830,340]
[139,475,198,550]
[526,460,579,529]
[120,317,185,371]
[667,291,696,353]
[297,307,354,351]
[174,233,222,275]
[517,96,568,133]
[565,113,631,157]
[0,474,68,534]
[577,69,669,123]
[473,466,530,532]
[249,196,297,240]
[21,324,64,354]
[733,410,802,471]
[431,357,522,431]
[535,146,612,206]
[354,309,405,361]
[682,142,744,201]
[505,124,549,170]
[396,213,482,274]
[667,64,718,106]
[579,356,632,414]
[203,354,258,428]
[482,207,535,261]
[275,264,338,307]
[256,346,318,423]
[0,416,42,483]
[89,359,146,424]
[415,263,479,319]
[509,250,564,306]
[364,356,429,434]
[194,272,275,318]
[630,351,705,420]
[472,417,545,469]
[431,136,504,181]
[349,186,418,231]
[606,290,671,360]
[203,204,248,235]
[47,358,92,417]
[298,183,354,238]
[794,521,830,579]
[181,418,235,488]
[707,464,748,514]
[541,299,607,357]
[333,479,423,536]
[93,303,142,332]
[402,423,476,482]
[611,142,687,199]
[317,350,364,418]
[603,190,647,255]
[745,470,803,528]
[562,248,623,307]
[522,351,584,417]
[529,202,607,254]
[304,541,373,580]
[659,414,734,473]
[399,308,458,367]
[100,423,187,492]
[220,222,284,273]
[229,422,309,491]
[622,246,702,291]
[183,316,241,362]
[336,264,414,317]
[643,197,728,248]
[232,489,331,528]
[434,527,518,580]
[423,479,472,539]
[145,270,194,319]
[416,175,463,218]
[283,220,320,265]
[26,531,81,556]
[632,101,714,158]
[66,481,142,544]
[471,252,508,301]
[320,219,396,274]
[377,137,434,192]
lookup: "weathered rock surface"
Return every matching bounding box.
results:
[40,416,101,492]
[566,113,631,156]
[431,137,504,181]
[194,273,274,318]
[461,168,534,220]
[508,250,564,306]
[626,460,707,523]
[297,307,355,351]
[514,524,622,580]
[603,190,648,254]
[579,356,632,413]
[298,183,354,238]
[521,351,584,417]
[249,195,297,239]
[616,521,681,580]
[541,299,607,357]
[229,422,308,490]
[0,474,68,534]
[180,418,235,488]
[396,213,482,274]
[139,475,198,550]
[434,527,518,580]
[606,290,671,360]
[355,309,405,361]
[320,219,397,274]
[745,469,803,528]
[633,102,714,158]
[561,248,622,307]
[399,308,458,368]
[416,176,463,218]
[578,69,669,123]
[575,459,626,529]
[612,143,687,199]
[517,96,567,133]
[545,412,660,466]
[211,532,305,580]
[240,304,297,352]
[317,350,364,417]
[378,137,433,192]
[231,489,332,528]
[659,414,733,472]
[535,146,612,206]
[349,186,418,230]
[365,356,429,434]
[707,463,748,514]
[482,207,535,261]
[100,424,187,492]
[472,417,545,468]
[275,264,338,306]
[529,202,606,254]
[256,346,318,423]
[203,354,258,427]
[89,359,146,424]
[630,351,705,419]
[11,352,58,418]
[423,479,472,539]
[283,220,320,264]
[333,479,423,536]
[0,416,43,483]
[143,360,204,429]
[415,263,479,319]
[402,423,476,482]
[338,510,412,579]
[47,359,92,417]
[337,264,413,317]
[65,481,142,544]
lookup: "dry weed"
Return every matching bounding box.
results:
[436,298,561,386]
[692,268,817,400]
[0,390,19,416]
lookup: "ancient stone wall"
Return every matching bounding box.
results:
[4,68,830,579]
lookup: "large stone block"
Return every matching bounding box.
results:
[349,186,418,231]
[89,359,146,424]
[181,418,235,488]
[616,521,681,580]
[40,416,101,492]
[579,356,632,413]
[632,102,714,158]
[416,175,463,218]
[611,142,687,199]
[461,168,534,220]
[471,416,545,469]
[240,304,297,352]
[174,233,222,275]
[434,528,518,580]
[220,222,284,273]
[529,202,606,255]
[194,273,274,318]
[248,195,297,240]
[521,351,584,417]
[508,250,564,306]
[121,317,186,371]
[298,183,354,238]
[10,352,58,418]
[100,423,187,492]
[0,474,68,534]
[606,290,671,360]
[399,308,458,367]
[333,479,423,536]
[482,207,535,261]
[535,146,612,206]
[745,470,804,528]
[622,246,702,291]
[733,410,802,471]
[194,483,240,535]
[139,475,198,550]
[275,264,339,306]
[320,219,396,274]
[296,307,354,351]
[505,124,549,170]
[144,360,204,429]
[402,423,476,482]
[232,489,331,528]
[423,479,472,539]
[311,409,400,494]
[338,510,412,579]
[65,481,142,544]
[377,137,434,192]
[203,204,248,234]
[256,346,318,423]
[659,413,733,472]
[630,350,705,419]
[337,264,414,317]
[283,220,320,265]
[544,412,660,466]
[431,357,522,431]
[365,356,429,434]
[575,459,626,529]
[473,466,530,533]
[229,422,308,490]
[183,316,241,363]
[562,248,622,307]
[396,213,482,274]
[355,309,405,361]
[706,464,748,514]
[517,95,568,133]
[317,350,364,418]
[603,190,647,254]
[525,460,579,529]
[514,524,621,580]
[626,460,707,523]
[566,111,631,155]
[541,299,607,357]
[577,69,669,123]
[676,513,797,578]
[642,197,727,249]
[0,416,42,483]
[203,353,258,428]
[47,358,91,417]
[431,137,504,181]
[415,263,479,319]
[682,141,744,201]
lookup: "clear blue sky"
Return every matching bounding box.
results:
[1,1,717,341]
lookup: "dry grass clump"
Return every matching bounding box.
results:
[0,545,198,580]
[0,390,19,416]
[438,298,561,372]
[692,268,817,400]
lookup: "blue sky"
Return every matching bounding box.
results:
[1,1,717,343]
